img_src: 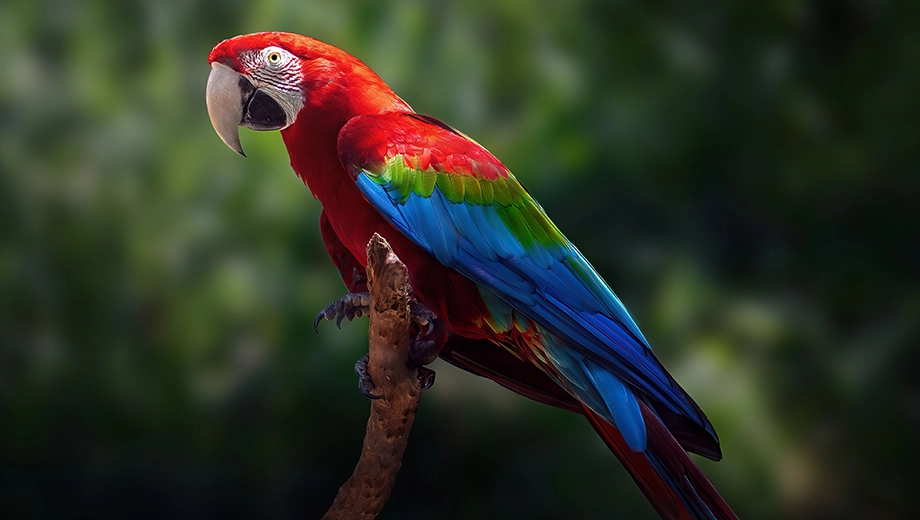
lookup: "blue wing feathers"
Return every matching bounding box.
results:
[450,203,499,262]
[564,253,651,346]
[355,172,715,443]
[415,192,458,264]
[465,206,505,261]
[482,205,527,259]
[581,358,647,451]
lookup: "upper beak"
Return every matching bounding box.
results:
[206,62,291,157]
[206,62,248,156]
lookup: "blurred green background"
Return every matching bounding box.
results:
[1,0,917,518]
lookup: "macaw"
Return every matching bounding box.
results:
[206,32,736,520]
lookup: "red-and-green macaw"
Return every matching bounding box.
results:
[206,32,736,520]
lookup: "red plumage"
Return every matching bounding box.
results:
[208,32,736,520]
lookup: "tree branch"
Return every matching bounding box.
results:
[321,234,423,520]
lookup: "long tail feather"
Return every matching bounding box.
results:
[583,401,737,520]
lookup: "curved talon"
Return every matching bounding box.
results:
[316,291,370,331]
[409,299,438,339]
[359,381,382,400]
[417,366,436,391]
[421,320,434,338]
[408,298,444,366]
[313,312,324,333]
[355,354,382,400]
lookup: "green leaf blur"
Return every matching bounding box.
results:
[0,1,916,519]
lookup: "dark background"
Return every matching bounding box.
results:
[1,0,917,518]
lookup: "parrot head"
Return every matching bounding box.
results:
[206,32,407,157]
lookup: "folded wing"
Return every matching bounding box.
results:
[337,112,719,456]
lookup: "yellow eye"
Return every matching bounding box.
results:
[267,51,281,65]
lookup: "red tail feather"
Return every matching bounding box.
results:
[583,402,737,520]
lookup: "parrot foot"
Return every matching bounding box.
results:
[408,299,444,367]
[353,354,436,399]
[314,292,371,332]
[325,295,441,399]
[406,299,440,393]
[417,366,436,391]
[354,353,381,400]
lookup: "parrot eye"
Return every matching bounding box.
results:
[260,47,291,69]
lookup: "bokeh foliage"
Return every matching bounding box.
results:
[0,0,917,518]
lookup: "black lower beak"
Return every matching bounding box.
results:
[242,87,288,131]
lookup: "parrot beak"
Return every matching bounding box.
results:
[207,62,248,156]
[206,62,290,157]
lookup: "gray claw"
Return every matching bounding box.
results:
[313,312,324,333]
[409,299,437,333]
[406,299,440,364]
[316,291,371,332]
[417,366,436,391]
[355,354,381,400]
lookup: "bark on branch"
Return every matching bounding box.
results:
[321,234,423,520]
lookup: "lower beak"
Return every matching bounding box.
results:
[206,62,289,157]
